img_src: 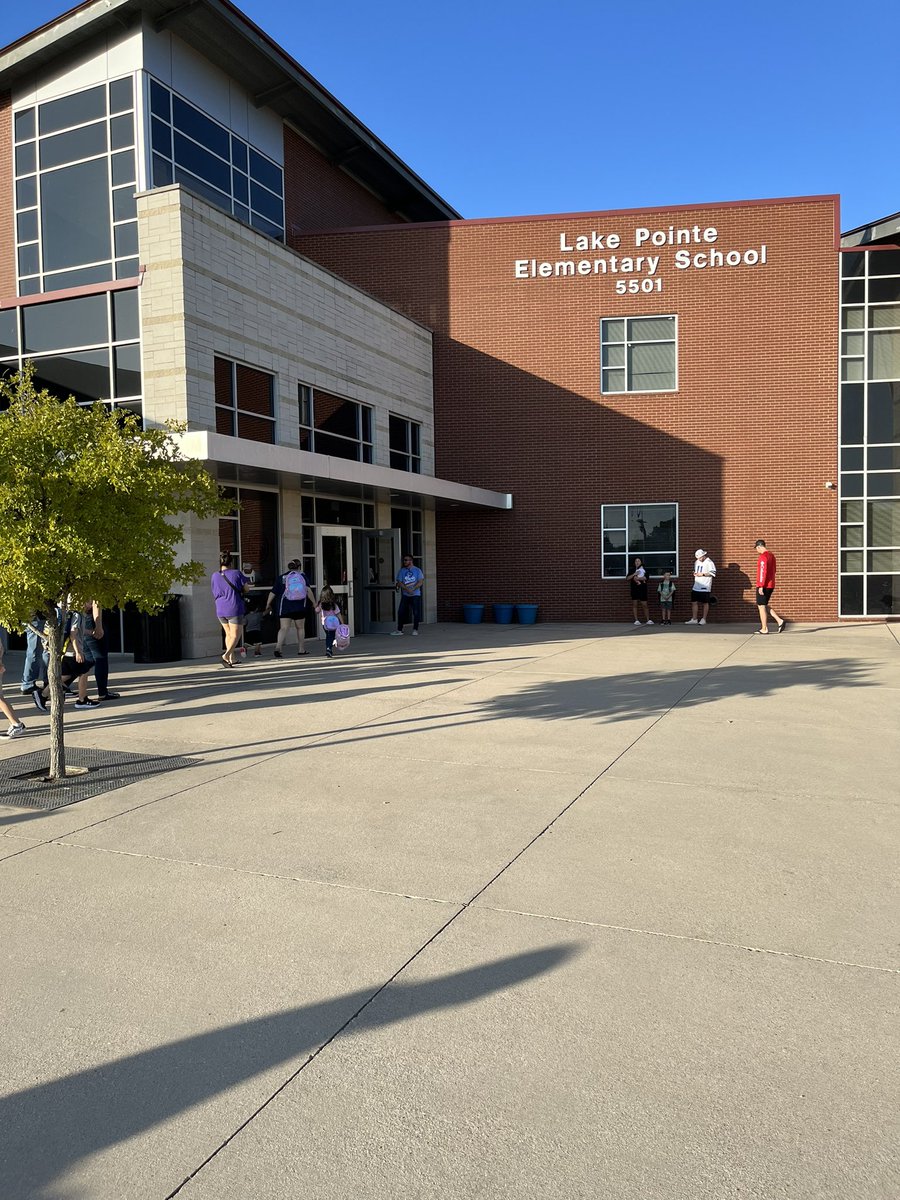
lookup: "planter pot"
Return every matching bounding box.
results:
[492,603,514,624]
[462,603,485,624]
[515,603,539,625]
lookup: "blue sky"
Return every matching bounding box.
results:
[3,0,895,231]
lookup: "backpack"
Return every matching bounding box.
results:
[283,571,307,602]
[323,611,340,631]
[335,623,350,650]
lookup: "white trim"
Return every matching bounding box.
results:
[601,501,680,579]
[599,314,678,395]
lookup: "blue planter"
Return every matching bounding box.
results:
[462,603,485,624]
[516,603,539,625]
[492,603,514,624]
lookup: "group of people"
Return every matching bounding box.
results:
[626,540,786,633]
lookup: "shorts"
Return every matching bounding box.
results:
[660,600,673,610]
[756,587,774,605]
[244,628,263,645]
[218,615,245,628]
[691,589,712,603]
[630,584,648,601]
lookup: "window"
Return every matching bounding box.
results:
[391,506,424,565]
[215,358,276,443]
[601,503,678,578]
[218,485,279,586]
[149,78,284,241]
[13,78,137,294]
[389,415,422,473]
[298,384,373,463]
[600,315,677,393]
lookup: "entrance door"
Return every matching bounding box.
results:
[316,526,354,635]
[354,528,401,634]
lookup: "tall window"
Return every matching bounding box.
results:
[839,248,900,616]
[299,384,373,463]
[601,503,678,577]
[219,486,279,586]
[215,358,276,443]
[389,415,421,472]
[391,506,424,565]
[149,79,284,241]
[13,78,138,295]
[600,315,677,393]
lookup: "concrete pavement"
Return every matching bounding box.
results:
[1,620,898,1199]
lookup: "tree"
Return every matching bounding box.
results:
[0,367,232,781]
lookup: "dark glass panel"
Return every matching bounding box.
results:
[172,96,230,159]
[18,278,40,296]
[112,289,139,341]
[149,79,171,120]
[867,499,900,546]
[867,382,900,444]
[869,277,900,303]
[250,179,283,224]
[38,85,105,135]
[234,364,273,416]
[603,505,626,527]
[301,496,314,523]
[236,489,278,585]
[869,446,900,470]
[173,166,229,210]
[215,405,235,436]
[232,170,249,204]
[236,411,275,443]
[231,137,248,171]
[114,222,138,258]
[114,399,143,429]
[248,212,282,240]
[840,524,863,548]
[639,553,677,576]
[15,142,36,174]
[111,150,135,186]
[114,343,141,397]
[41,159,110,271]
[315,391,359,439]
[249,149,282,195]
[299,428,311,451]
[840,446,863,470]
[389,414,407,451]
[315,498,364,526]
[314,431,362,461]
[390,451,409,471]
[868,473,900,497]
[174,132,231,192]
[213,357,233,405]
[233,203,249,224]
[112,186,137,222]
[840,383,864,443]
[110,113,134,151]
[603,555,628,578]
[23,294,107,352]
[30,348,110,402]
[40,121,107,170]
[17,244,39,277]
[361,443,373,464]
[840,574,863,615]
[109,77,134,114]
[840,473,864,497]
[151,116,172,157]
[360,406,372,443]
[14,108,35,142]
[410,423,420,456]
[841,280,865,304]
[17,210,38,242]
[298,384,311,427]
[603,528,626,553]
[16,176,37,209]
[152,154,173,187]
[866,573,900,615]
[0,309,18,357]
[115,258,140,280]
[627,504,677,553]
[840,252,866,278]
[364,504,376,527]
[868,250,900,276]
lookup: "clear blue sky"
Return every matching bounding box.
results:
[3,0,895,231]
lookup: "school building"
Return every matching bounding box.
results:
[0,0,897,657]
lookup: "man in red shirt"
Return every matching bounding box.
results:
[755,539,786,633]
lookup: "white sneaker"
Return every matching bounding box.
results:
[698,618,706,625]
[390,630,404,636]
[5,722,26,738]
[633,620,642,626]
[645,620,654,625]
[685,619,698,624]
[411,630,419,636]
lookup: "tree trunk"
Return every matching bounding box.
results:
[45,607,67,781]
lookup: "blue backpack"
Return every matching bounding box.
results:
[283,571,307,602]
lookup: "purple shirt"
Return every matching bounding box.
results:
[211,569,247,620]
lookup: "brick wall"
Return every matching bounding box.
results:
[0,91,15,298]
[298,197,840,623]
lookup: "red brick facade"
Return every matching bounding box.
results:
[298,197,840,623]
[0,91,15,299]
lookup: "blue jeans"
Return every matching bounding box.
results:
[397,595,422,631]
[21,621,44,692]
[325,629,336,655]
[83,634,110,694]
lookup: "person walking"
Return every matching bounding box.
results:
[210,552,249,667]
[657,571,676,624]
[754,539,786,634]
[20,613,45,697]
[265,559,316,658]
[72,601,120,703]
[391,554,425,636]
[0,633,27,738]
[685,549,716,624]
[319,596,342,659]
[627,557,653,626]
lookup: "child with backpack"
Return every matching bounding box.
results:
[319,598,342,659]
[657,571,676,625]
[243,598,264,656]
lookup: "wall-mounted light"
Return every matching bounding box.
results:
[825,481,836,490]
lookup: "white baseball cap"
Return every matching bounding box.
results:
[695,549,707,558]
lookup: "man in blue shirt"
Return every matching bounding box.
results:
[391,555,425,636]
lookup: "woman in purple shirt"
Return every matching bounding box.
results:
[210,552,249,667]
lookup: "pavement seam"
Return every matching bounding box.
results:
[473,904,900,975]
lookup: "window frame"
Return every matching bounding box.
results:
[215,356,277,443]
[600,314,678,395]
[298,382,374,464]
[601,502,679,580]
[388,413,422,473]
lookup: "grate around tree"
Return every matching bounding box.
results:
[0,748,199,811]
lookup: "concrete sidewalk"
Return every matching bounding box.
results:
[1,621,898,1199]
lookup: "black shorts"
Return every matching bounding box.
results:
[630,583,648,601]
[756,587,774,605]
[691,589,712,603]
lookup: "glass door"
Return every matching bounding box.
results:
[315,526,354,635]
[354,528,401,633]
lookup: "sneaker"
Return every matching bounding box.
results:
[633,620,642,626]
[74,697,99,709]
[32,689,49,713]
[97,690,120,700]
[325,649,333,658]
[5,722,26,738]
[698,618,706,625]
[645,620,654,625]
[390,630,404,636]
[411,630,419,636]
[273,649,283,658]
[685,619,698,624]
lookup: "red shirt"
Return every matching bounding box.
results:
[756,550,776,589]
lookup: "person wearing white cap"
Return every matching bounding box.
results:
[685,549,716,624]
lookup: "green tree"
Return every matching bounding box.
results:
[0,367,231,781]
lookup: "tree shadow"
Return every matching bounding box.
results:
[1,944,578,1200]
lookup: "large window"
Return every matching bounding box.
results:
[840,249,900,616]
[299,384,373,463]
[601,503,678,578]
[215,358,276,443]
[13,78,138,295]
[149,79,284,241]
[0,289,141,418]
[389,415,422,473]
[391,505,424,565]
[219,486,279,586]
[600,315,677,394]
